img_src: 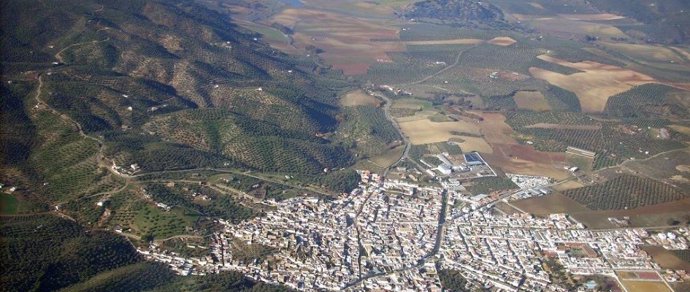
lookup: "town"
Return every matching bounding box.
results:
[140,171,689,291]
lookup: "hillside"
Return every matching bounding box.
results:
[0,0,355,206]
[0,214,293,292]
[403,0,507,28]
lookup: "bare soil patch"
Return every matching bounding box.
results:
[271,8,401,75]
[487,36,517,46]
[476,112,570,179]
[340,90,381,107]
[620,280,671,292]
[531,54,657,112]
[512,193,592,216]
[526,123,601,130]
[400,38,484,46]
[559,13,625,21]
[643,246,690,271]
[397,118,481,145]
[513,91,551,111]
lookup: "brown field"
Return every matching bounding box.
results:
[526,123,601,130]
[670,125,690,136]
[513,91,551,111]
[397,118,481,143]
[559,13,625,21]
[573,198,690,229]
[270,8,402,75]
[340,90,381,107]
[620,280,671,292]
[512,193,592,216]
[643,246,690,271]
[600,42,687,64]
[522,17,629,39]
[400,38,484,46]
[369,145,405,169]
[449,136,493,153]
[672,47,690,61]
[552,180,585,192]
[527,2,544,10]
[531,54,657,112]
[487,36,517,46]
[476,112,570,179]
[616,271,661,281]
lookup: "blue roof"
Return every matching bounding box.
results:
[464,152,482,163]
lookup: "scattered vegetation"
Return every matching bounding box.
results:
[564,175,688,210]
[466,177,518,194]
[604,84,687,118]
[1,215,141,291]
[438,269,471,292]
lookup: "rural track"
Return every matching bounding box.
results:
[403,47,470,86]
[132,168,334,197]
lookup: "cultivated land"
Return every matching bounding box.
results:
[5,0,690,290]
[530,54,658,112]
[513,90,551,111]
[340,90,382,107]
[475,112,570,180]
[620,280,672,292]
[644,246,690,272]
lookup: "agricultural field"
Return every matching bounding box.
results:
[512,90,551,111]
[340,90,382,107]
[267,8,403,75]
[397,116,488,149]
[623,148,690,190]
[620,280,671,292]
[512,193,592,216]
[505,111,687,170]
[530,54,658,113]
[563,175,688,211]
[644,246,690,272]
[604,84,688,119]
[474,112,570,179]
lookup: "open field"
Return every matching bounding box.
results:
[340,90,381,107]
[270,8,401,75]
[623,147,690,190]
[670,125,690,136]
[397,118,481,143]
[512,193,592,216]
[579,198,690,229]
[616,271,661,281]
[643,246,690,272]
[526,123,601,130]
[563,175,688,210]
[476,112,570,179]
[531,54,658,112]
[517,16,629,40]
[600,42,687,64]
[620,280,671,292]
[395,111,495,155]
[513,91,551,111]
[558,13,625,21]
[487,37,517,46]
[551,180,585,192]
[369,145,405,170]
[398,38,484,46]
